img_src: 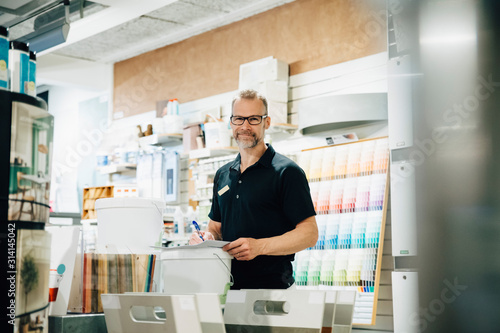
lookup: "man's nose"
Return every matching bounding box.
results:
[240,119,252,128]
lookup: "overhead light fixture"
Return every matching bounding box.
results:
[297,93,388,135]
[16,0,70,53]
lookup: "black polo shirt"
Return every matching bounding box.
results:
[209,144,316,289]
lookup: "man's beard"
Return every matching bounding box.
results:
[235,131,260,149]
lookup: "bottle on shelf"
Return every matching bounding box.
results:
[9,41,29,94]
[0,26,9,90]
[27,51,36,96]
[173,206,185,237]
[172,98,179,115]
[185,205,197,234]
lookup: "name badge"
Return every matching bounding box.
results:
[218,185,229,196]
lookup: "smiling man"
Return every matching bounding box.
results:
[189,89,318,290]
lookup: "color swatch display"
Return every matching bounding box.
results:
[293,138,389,325]
[82,253,156,313]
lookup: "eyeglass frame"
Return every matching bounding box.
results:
[230,115,269,126]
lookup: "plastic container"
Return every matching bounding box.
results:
[9,41,29,94]
[204,121,231,148]
[160,247,232,296]
[0,26,8,90]
[172,98,179,115]
[27,51,36,96]
[166,99,173,115]
[173,206,184,237]
[163,115,183,134]
[95,198,165,253]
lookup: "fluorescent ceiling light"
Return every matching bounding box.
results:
[15,0,70,53]
[17,20,70,53]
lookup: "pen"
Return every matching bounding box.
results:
[192,221,204,241]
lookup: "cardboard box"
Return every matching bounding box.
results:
[183,123,202,152]
[268,101,288,124]
[239,57,289,89]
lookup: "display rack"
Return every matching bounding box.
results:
[81,186,114,220]
[188,147,238,159]
[267,123,298,134]
[294,137,389,326]
[97,163,136,174]
[138,133,182,147]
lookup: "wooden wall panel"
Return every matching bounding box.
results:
[113,0,386,117]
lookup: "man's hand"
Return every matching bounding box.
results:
[188,231,215,245]
[223,238,264,261]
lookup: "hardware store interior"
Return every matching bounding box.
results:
[1,0,500,332]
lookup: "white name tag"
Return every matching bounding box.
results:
[218,185,230,196]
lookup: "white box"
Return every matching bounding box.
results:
[239,57,289,88]
[238,80,288,103]
[392,272,419,333]
[159,247,232,296]
[102,294,203,333]
[390,159,417,256]
[388,55,414,150]
[224,290,325,331]
[268,100,288,124]
[260,80,289,102]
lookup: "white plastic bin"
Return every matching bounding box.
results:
[160,247,232,297]
[204,121,230,148]
[95,197,164,253]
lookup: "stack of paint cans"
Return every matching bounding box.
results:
[0,26,37,96]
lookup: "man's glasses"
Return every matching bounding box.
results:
[230,115,268,125]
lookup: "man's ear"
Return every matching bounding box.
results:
[264,115,271,129]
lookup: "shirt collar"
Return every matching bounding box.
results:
[230,144,275,171]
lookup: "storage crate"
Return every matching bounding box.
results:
[82,186,114,220]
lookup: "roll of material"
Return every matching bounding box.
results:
[27,51,36,96]
[0,26,9,90]
[9,41,29,94]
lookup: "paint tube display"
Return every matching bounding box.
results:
[0,26,8,90]
[27,51,36,96]
[9,41,29,94]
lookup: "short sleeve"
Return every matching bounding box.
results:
[280,164,316,225]
[208,170,221,222]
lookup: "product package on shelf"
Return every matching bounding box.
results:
[293,137,389,326]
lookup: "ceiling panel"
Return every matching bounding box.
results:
[182,0,265,13]
[4,0,296,64]
[53,16,184,62]
[146,1,227,26]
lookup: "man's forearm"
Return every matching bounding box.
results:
[208,220,222,240]
[259,216,318,256]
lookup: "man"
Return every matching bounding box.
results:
[190,89,317,289]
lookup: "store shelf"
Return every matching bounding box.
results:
[81,218,98,225]
[164,235,190,242]
[139,133,182,147]
[267,123,298,134]
[193,169,217,176]
[97,163,136,174]
[196,183,214,189]
[191,195,213,202]
[188,147,238,159]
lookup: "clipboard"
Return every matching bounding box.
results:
[151,240,230,250]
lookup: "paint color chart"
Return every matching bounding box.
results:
[293,137,389,325]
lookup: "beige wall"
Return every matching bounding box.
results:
[113,0,386,117]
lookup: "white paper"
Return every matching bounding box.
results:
[151,240,230,250]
